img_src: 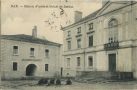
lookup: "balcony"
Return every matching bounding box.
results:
[104,41,119,50]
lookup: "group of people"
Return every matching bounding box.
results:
[38,78,72,86]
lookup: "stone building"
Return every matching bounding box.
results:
[0,26,62,79]
[62,1,137,79]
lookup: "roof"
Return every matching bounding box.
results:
[62,1,137,30]
[0,34,61,46]
[77,9,101,23]
[62,9,101,30]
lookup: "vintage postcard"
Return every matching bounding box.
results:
[0,0,137,90]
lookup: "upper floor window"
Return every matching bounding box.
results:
[45,49,49,58]
[77,57,80,66]
[88,56,93,67]
[108,18,118,43]
[89,35,93,47]
[67,41,71,50]
[77,27,81,34]
[13,46,18,55]
[30,48,35,57]
[13,62,17,71]
[77,38,81,48]
[108,19,118,28]
[67,31,71,37]
[88,23,93,30]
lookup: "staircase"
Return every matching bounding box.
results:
[75,71,120,83]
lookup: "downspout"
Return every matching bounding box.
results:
[83,22,87,72]
[0,0,1,84]
[130,1,134,78]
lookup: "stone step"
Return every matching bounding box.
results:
[76,71,134,83]
[76,71,119,79]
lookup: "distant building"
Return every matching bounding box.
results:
[0,26,62,79]
[62,1,137,79]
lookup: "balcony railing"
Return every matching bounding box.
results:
[104,41,119,50]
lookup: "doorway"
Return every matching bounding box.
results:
[26,64,37,76]
[108,54,116,72]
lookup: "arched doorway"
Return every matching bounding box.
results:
[26,64,37,76]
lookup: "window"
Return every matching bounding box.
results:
[89,35,93,47]
[77,57,80,66]
[67,58,70,68]
[13,62,17,71]
[108,18,118,43]
[88,23,93,30]
[67,41,71,50]
[67,31,71,37]
[45,64,49,71]
[77,27,81,34]
[30,48,35,56]
[45,49,49,58]
[77,39,81,48]
[88,56,93,67]
[13,46,18,55]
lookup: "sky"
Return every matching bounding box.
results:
[1,0,102,43]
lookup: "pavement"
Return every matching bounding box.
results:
[1,80,137,90]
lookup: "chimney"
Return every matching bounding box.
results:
[75,11,82,22]
[32,26,37,38]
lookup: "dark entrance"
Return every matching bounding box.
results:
[108,54,116,72]
[26,64,37,76]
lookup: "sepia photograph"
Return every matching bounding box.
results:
[0,0,137,90]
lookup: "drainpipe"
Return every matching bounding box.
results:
[83,22,87,72]
[130,1,134,78]
[0,0,1,85]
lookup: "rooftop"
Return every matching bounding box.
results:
[0,34,61,46]
[62,1,136,30]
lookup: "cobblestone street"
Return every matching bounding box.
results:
[1,80,137,90]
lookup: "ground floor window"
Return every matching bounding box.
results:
[67,58,70,68]
[77,57,80,66]
[13,62,17,71]
[88,56,93,67]
[45,64,49,71]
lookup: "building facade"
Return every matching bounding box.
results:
[62,1,137,79]
[0,27,62,79]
